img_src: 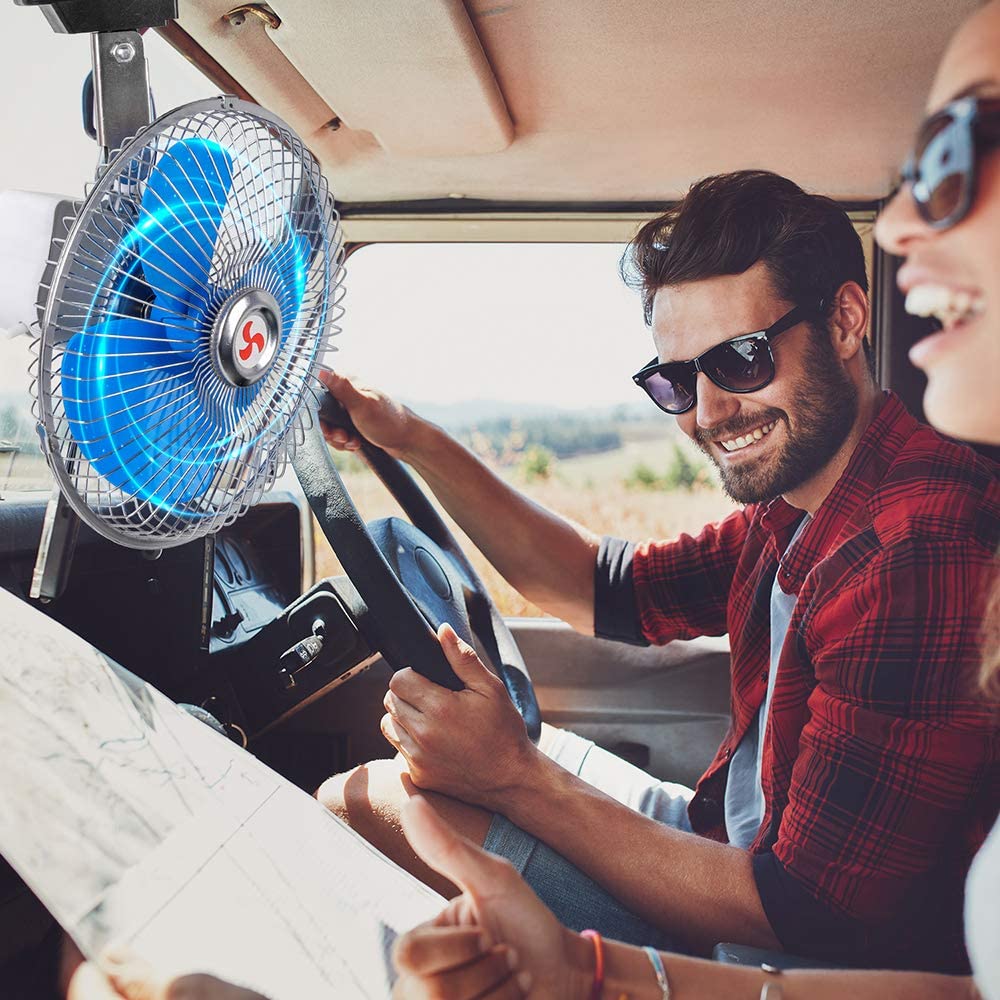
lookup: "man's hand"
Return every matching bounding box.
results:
[382,624,539,809]
[318,371,599,634]
[393,796,587,1000]
[318,370,422,460]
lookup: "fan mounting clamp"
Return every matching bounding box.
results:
[212,288,282,387]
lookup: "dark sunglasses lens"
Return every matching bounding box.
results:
[703,336,773,391]
[642,369,694,413]
[915,113,971,223]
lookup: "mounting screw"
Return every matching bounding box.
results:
[110,41,137,64]
[223,5,281,30]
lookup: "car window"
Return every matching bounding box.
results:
[0,19,224,498]
[0,335,50,495]
[318,242,738,616]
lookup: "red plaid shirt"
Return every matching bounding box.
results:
[599,394,999,970]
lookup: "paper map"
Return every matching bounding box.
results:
[0,587,444,998]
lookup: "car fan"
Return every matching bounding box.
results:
[32,96,344,549]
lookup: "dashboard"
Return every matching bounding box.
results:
[0,491,376,752]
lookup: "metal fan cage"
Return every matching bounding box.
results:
[32,97,345,549]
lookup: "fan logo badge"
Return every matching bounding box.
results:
[238,321,267,362]
[213,288,282,387]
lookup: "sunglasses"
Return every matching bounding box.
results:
[899,95,1000,230]
[632,303,818,415]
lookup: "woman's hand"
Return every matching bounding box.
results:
[393,796,590,999]
[64,944,268,1000]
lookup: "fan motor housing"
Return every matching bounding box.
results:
[212,288,282,387]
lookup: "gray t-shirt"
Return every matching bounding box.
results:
[725,515,810,849]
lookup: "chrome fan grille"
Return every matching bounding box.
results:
[32,97,344,549]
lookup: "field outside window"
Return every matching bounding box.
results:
[318,242,737,616]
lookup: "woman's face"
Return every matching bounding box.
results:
[874,1,1000,446]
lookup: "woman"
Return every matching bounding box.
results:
[70,1,1000,997]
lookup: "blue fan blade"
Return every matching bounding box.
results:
[265,231,310,332]
[62,319,232,506]
[137,138,235,344]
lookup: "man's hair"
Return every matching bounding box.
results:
[621,170,874,371]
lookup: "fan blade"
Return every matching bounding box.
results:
[137,138,235,345]
[61,320,230,506]
[264,231,311,333]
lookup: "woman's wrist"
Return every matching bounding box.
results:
[602,939,666,1000]
[563,928,603,999]
[564,931,665,1000]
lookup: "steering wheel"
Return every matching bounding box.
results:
[290,393,542,742]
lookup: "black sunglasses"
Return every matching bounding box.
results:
[899,95,1000,230]
[632,303,819,415]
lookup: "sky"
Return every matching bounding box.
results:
[0,8,657,413]
[336,242,652,411]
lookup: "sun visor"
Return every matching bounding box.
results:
[261,0,513,157]
[172,3,334,137]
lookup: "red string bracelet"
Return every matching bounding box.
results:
[580,929,605,1000]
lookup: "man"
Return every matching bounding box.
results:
[317,170,997,971]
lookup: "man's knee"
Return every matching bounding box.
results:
[316,756,409,835]
[316,757,493,898]
[317,756,493,848]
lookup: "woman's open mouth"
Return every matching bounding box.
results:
[905,284,985,367]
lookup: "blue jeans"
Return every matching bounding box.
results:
[483,727,693,950]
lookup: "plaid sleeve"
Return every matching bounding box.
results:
[755,535,999,961]
[632,507,752,644]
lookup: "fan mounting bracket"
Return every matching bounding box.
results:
[30,487,79,603]
[91,29,152,162]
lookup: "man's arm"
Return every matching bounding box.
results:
[393,798,979,1000]
[384,625,780,955]
[504,748,780,954]
[387,525,997,961]
[383,515,753,950]
[319,371,600,632]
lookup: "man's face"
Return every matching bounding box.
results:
[650,261,858,505]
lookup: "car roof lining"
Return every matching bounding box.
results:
[165,1,978,207]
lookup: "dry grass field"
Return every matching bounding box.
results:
[313,436,738,618]
[4,412,738,619]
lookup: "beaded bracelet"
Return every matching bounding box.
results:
[642,946,671,1000]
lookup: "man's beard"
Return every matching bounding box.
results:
[694,336,859,505]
